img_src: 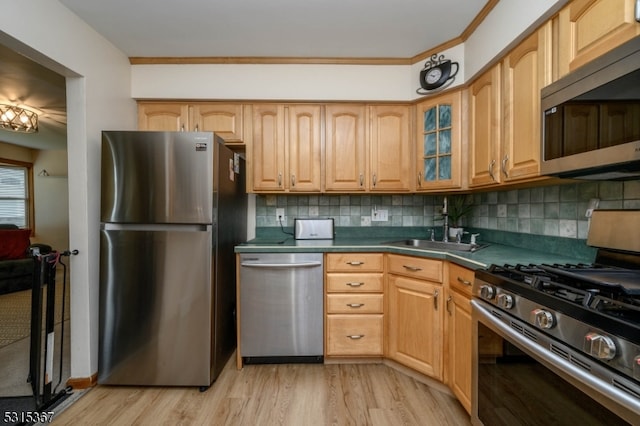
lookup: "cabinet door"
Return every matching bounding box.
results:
[325,104,367,191]
[447,289,472,414]
[369,105,412,192]
[557,0,640,76]
[469,64,501,187]
[191,103,245,142]
[251,104,286,191]
[502,24,551,182]
[287,105,322,192]
[387,274,443,379]
[137,103,188,131]
[416,91,462,190]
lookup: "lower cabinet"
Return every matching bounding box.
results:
[386,254,444,380]
[445,262,474,414]
[325,253,384,357]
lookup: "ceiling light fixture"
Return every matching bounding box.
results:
[0,104,38,133]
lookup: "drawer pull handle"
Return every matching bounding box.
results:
[347,335,365,340]
[346,261,364,266]
[347,303,364,308]
[434,289,439,310]
[403,265,422,272]
[446,296,452,314]
[346,282,364,287]
[457,276,472,286]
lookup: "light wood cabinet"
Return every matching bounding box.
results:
[468,63,502,187]
[325,253,384,357]
[502,24,552,182]
[324,104,412,192]
[137,102,247,147]
[415,90,463,190]
[557,0,640,77]
[445,263,474,414]
[325,104,367,191]
[250,104,322,192]
[369,105,413,192]
[386,254,444,379]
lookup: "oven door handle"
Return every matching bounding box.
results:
[471,300,640,418]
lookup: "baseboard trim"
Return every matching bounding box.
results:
[66,373,97,390]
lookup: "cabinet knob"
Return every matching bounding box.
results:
[417,171,422,187]
[277,173,282,187]
[291,174,296,187]
[359,173,364,187]
[372,173,377,187]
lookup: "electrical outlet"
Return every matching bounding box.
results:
[585,198,600,218]
[361,216,371,226]
[275,208,286,224]
[371,208,388,222]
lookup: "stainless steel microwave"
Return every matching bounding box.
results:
[541,36,640,180]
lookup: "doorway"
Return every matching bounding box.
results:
[0,41,71,414]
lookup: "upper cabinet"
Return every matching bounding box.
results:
[468,64,502,187]
[137,101,248,148]
[556,0,640,77]
[325,104,367,191]
[415,91,463,190]
[501,23,552,182]
[368,105,413,192]
[250,104,322,192]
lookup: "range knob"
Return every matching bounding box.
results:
[634,356,640,381]
[531,308,555,329]
[584,332,616,361]
[497,293,514,309]
[479,285,495,300]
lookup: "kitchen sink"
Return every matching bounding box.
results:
[385,239,489,252]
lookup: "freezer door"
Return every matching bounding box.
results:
[98,225,213,386]
[101,131,214,224]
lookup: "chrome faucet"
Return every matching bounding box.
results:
[442,196,449,243]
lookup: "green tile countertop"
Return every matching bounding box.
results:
[235,235,593,271]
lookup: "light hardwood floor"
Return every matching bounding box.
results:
[53,360,470,425]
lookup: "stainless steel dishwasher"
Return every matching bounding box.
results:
[239,252,324,363]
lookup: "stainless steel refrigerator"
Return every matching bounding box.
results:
[98,131,246,388]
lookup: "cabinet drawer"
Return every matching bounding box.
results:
[326,315,383,356]
[326,273,384,293]
[448,263,475,297]
[327,294,383,314]
[326,253,384,272]
[387,254,443,282]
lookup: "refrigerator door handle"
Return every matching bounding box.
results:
[101,223,210,232]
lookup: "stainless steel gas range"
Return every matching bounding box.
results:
[471,210,640,426]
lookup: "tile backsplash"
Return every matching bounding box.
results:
[255,180,640,239]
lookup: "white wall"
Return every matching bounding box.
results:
[131,1,567,102]
[33,150,69,251]
[0,0,136,380]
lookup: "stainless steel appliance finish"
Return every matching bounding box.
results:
[293,218,334,240]
[99,131,247,387]
[540,36,640,180]
[471,210,640,425]
[239,252,324,362]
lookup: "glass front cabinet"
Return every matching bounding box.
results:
[415,90,462,190]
